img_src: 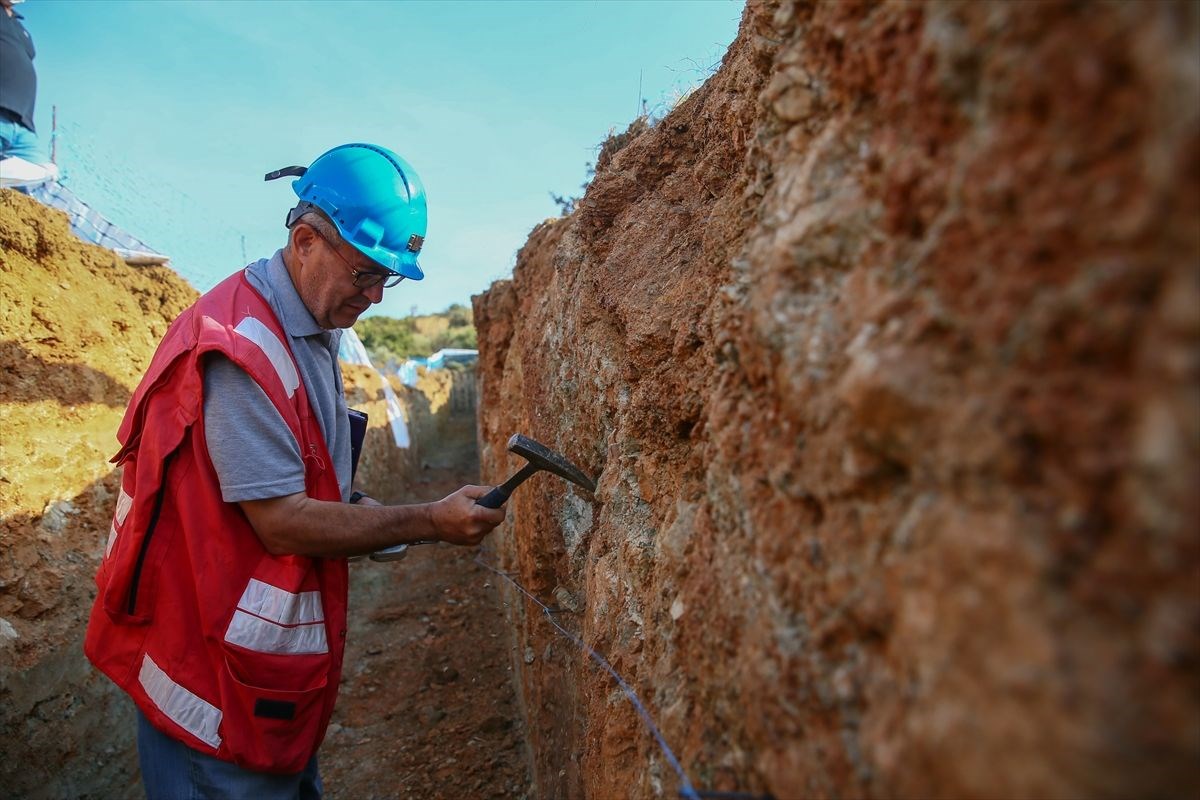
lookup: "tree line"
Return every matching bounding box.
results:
[353,304,477,365]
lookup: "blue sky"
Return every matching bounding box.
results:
[21,0,744,318]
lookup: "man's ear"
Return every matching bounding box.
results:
[289,223,318,261]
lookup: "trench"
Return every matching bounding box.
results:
[321,434,532,800]
[4,0,1200,797]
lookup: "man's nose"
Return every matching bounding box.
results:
[364,281,385,304]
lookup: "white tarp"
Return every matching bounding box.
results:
[398,348,478,387]
[22,180,170,265]
[339,328,410,448]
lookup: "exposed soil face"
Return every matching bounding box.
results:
[474,1,1200,799]
[1,189,199,799]
[0,189,196,660]
[1,190,528,799]
[5,0,1200,797]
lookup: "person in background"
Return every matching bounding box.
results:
[84,143,505,799]
[0,0,58,187]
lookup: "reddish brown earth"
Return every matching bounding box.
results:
[0,190,529,799]
[4,0,1200,797]
[474,1,1200,799]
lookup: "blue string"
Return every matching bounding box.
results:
[473,553,701,800]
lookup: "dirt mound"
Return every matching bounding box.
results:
[0,187,197,664]
[0,189,196,526]
[0,188,198,797]
[474,1,1200,798]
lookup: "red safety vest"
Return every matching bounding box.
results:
[84,270,348,774]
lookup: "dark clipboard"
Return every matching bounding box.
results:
[348,408,368,482]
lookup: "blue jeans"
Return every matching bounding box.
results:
[0,118,48,163]
[137,709,323,800]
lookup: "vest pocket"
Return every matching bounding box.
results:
[216,557,335,771]
[218,645,330,774]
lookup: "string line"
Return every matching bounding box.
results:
[474,553,699,800]
[474,552,776,800]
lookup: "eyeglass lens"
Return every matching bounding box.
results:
[311,226,404,289]
[353,272,405,289]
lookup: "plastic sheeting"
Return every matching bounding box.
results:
[398,348,478,387]
[23,180,169,264]
[339,328,410,449]
[338,327,374,367]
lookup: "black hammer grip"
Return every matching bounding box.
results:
[476,463,539,509]
[476,485,509,509]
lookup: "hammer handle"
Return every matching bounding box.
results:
[476,463,540,509]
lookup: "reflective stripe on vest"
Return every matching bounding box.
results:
[138,653,223,749]
[224,579,329,655]
[232,316,300,399]
[105,487,134,558]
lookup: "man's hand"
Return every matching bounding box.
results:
[429,485,507,546]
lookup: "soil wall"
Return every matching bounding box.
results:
[473,2,1200,798]
[342,363,479,501]
[341,363,420,496]
[406,366,480,472]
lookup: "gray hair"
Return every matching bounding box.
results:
[285,203,342,249]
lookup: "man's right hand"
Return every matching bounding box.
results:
[429,485,507,546]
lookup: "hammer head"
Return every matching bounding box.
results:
[507,434,595,493]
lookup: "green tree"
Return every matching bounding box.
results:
[354,303,478,361]
[434,326,477,351]
[355,316,417,361]
[446,303,472,328]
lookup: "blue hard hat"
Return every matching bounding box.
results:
[265,143,427,280]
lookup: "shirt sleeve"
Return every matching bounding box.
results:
[202,353,306,502]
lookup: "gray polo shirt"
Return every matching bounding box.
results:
[202,250,352,503]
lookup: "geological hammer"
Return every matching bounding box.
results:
[369,434,594,561]
[475,433,596,508]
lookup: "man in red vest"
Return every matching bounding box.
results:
[85,144,505,799]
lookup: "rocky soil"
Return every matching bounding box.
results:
[474,1,1200,799]
[4,1,1199,797]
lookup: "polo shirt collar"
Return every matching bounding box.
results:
[264,249,325,338]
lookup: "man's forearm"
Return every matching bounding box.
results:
[241,494,438,557]
[239,485,503,558]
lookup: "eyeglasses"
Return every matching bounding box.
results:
[309,225,405,289]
